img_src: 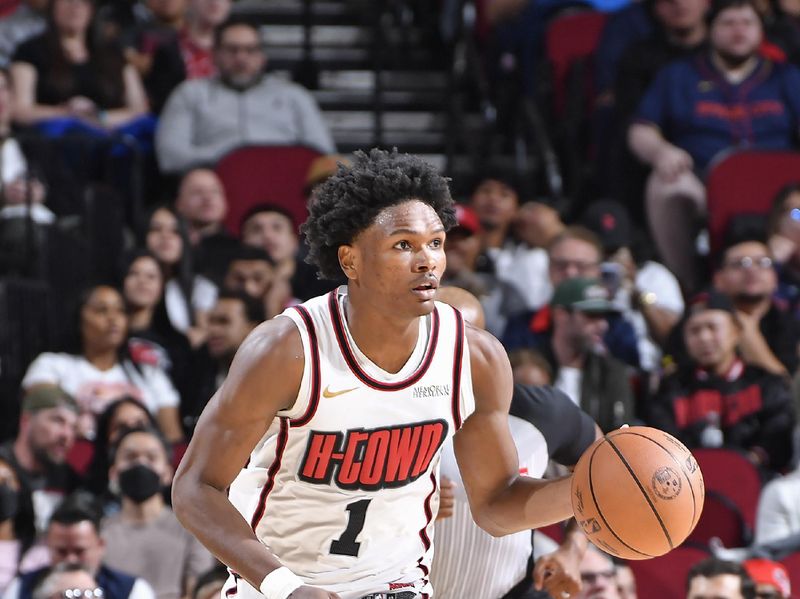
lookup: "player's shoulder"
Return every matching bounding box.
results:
[232,315,304,375]
[465,323,511,382]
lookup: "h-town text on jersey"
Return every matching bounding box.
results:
[299,420,449,490]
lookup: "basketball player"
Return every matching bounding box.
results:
[172,150,575,599]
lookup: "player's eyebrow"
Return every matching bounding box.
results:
[388,227,446,237]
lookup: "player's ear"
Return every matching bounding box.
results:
[338,245,358,280]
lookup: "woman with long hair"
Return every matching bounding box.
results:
[21,284,183,442]
[10,0,148,131]
[143,205,217,348]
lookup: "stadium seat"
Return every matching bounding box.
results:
[685,491,751,548]
[544,11,608,116]
[215,145,323,235]
[66,439,95,477]
[692,448,762,533]
[627,545,709,599]
[705,151,800,254]
[779,552,800,598]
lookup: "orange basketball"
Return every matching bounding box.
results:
[571,426,705,560]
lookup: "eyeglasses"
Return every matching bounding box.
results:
[724,256,773,270]
[59,589,103,599]
[580,569,616,584]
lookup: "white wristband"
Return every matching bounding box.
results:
[258,567,304,599]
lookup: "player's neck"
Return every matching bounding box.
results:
[343,292,422,375]
[120,495,166,524]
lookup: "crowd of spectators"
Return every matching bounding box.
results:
[1,0,800,598]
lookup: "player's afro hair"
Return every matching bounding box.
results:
[302,148,457,280]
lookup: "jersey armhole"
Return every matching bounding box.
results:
[274,310,316,421]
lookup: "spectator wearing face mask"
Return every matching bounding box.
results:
[101,428,215,599]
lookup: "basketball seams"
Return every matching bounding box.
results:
[587,439,655,559]
[605,437,674,549]
[619,431,701,532]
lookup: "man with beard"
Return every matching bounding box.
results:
[628,0,800,293]
[648,290,795,473]
[713,234,800,376]
[524,277,634,433]
[0,387,79,537]
[155,18,335,174]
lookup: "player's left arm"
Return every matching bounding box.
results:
[453,325,574,537]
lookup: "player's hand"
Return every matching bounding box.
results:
[653,145,693,181]
[288,586,341,598]
[436,476,456,520]
[532,548,582,597]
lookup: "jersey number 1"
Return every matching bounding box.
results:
[330,499,372,557]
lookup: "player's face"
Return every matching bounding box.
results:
[549,239,601,286]
[27,407,77,466]
[470,179,519,230]
[346,200,446,318]
[242,212,299,263]
[124,256,164,310]
[81,287,128,353]
[47,521,104,572]
[684,310,739,369]
[687,574,745,599]
[176,169,227,227]
[711,5,762,62]
[715,242,776,300]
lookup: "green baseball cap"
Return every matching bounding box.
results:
[551,277,618,313]
[21,385,78,413]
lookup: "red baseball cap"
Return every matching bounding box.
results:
[743,559,791,598]
[453,205,481,235]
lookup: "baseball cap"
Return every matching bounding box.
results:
[581,200,632,252]
[743,559,791,598]
[22,385,78,413]
[551,277,617,313]
[452,205,481,236]
[686,288,736,318]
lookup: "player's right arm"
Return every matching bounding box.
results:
[172,317,338,599]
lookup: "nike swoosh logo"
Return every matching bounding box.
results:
[322,385,359,398]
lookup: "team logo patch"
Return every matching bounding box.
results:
[652,466,682,500]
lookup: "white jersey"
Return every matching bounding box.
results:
[226,289,475,599]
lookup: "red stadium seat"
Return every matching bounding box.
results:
[66,439,95,476]
[627,545,710,599]
[685,491,751,548]
[215,145,323,236]
[544,11,608,115]
[779,552,800,598]
[705,151,800,254]
[692,448,762,533]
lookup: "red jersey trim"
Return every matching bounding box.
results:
[249,418,290,531]
[289,305,322,427]
[450,307,465,430]
[327,291,440,391]
[415,471,438,587]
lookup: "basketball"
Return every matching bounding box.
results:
[571,426,705,560]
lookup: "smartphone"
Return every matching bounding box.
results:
[600,262,624,296]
